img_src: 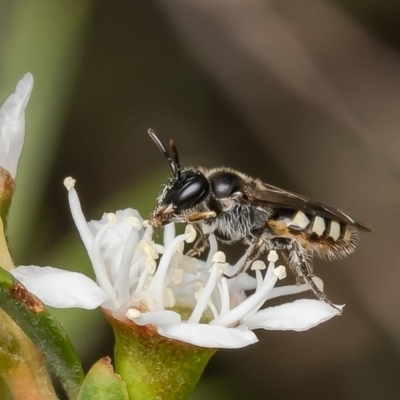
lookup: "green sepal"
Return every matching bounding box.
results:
[0,267,84,399]
[77,357,128,400]
[106,311,216,400]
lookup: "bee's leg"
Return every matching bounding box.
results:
[223,237,265,279]
[185,225,209,257]
[184,211,217,256]
[288,240,343,315]
[186,211,217,223]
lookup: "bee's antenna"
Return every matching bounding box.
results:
[168,139,182,180]
[148,129,178,178]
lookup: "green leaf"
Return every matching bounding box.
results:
[0,268,84,399]
[0,307,58,400]
[77,357,128,400]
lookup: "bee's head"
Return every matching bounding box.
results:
[148,129,210,226]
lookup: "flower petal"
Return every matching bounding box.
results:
[0,73,33,178]
[158,323,258,348]
[11,265,108,309]
[243,299,341,332]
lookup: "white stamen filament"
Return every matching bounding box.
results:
[114,227,140,304]
[163,223,175,248]
[188,260,220,323]
[91,222,117,301]
[267,284,310,300]
[149,233,189,309]
[142,224,154,239]
[205,234,218,267]
[210,259,278,327]
[135,262,155,294]
[65,180,94,254]
[218,277,230,316]
[129,255,148,289]
[255,269,264,291]
[207,299,219,319]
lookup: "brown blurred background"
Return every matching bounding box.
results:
[1,1,400,399]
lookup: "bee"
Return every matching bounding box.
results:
[148,129,372,312]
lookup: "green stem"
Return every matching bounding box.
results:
[106,311,216,400]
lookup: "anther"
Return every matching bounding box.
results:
[185,225,197,243]
[63,177,76,190]
[273,265,287,280]
[251,260,266,270]
[267,250,279,263]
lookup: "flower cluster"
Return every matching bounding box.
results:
[12,177,340,349]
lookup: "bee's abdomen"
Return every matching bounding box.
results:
[267,210,359,259]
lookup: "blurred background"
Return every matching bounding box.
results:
[1,0,400,398]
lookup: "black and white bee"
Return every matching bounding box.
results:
[148,129,372,311]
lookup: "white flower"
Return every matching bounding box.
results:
[11,177,341,349]
[0,73,34,178]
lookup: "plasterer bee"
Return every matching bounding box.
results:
[148,129,372,312]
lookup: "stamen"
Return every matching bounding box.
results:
[143,224,153,239]
[251,260,266,270]
[207,299,219,319]
[63,177,75,190]
[163,223,175,248]
[188,259,221,323]
[176,242,185,254]
[113,227,139,304]
[64,177,94,254]
[267,250,279,263]
[106,213,117,226]
[130,255,148,289]
[212,251,226,264]
[210,259,278,327]
[205,234,218,268]
[165,269,183,286]
[164,288,176,308]
[218,277,230,316]
[268,283,310,300]
[136,240,159,267]
[91,223,117,301]
[145,258,157,273]
[254,269,264,291]
[127,216,142,230]
[252,260,266,291]
[126,308,142,319]
[273,265,287,280]
[135,260,157,294]
[184,225,197,243]
[149,233,189,309]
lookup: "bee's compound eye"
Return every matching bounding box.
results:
[173,173,210,210]
[210,171,242,199]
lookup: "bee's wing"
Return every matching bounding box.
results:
[244,182,372,231]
